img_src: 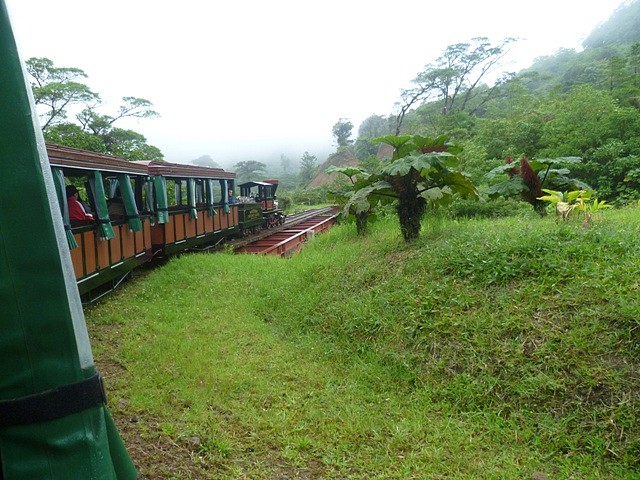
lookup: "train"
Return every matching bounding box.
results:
[47,143,285,302]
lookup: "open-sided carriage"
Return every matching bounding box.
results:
[139,160,238,256]
[48,144,154,301]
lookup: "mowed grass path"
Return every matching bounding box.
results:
[87,209,640,479]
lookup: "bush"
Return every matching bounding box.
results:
[445,196,533,219]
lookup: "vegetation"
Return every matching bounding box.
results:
[345,135,477,241]
[298,151,319,186]
[326,166,372,235]
[332,118,354,147]
[232,160,267,184]
[88,208,640,479]
[67,6,640,477]
[26,57,162,160]
[485,156,590,216]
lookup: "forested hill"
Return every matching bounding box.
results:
[521,0,640,92]
[583,0,640,48]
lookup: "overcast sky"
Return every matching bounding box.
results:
[6,0,626,167]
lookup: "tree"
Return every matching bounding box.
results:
[394,37,516,133]
[191,155,220,168]
[357,114,390,138]
[77,96,159,136]
[233,160,266,183]
[355,115,391,161]
[26,57,99,129]
[347,135,478,241]
[280,154,292,173]
[332,118,354,147]
[43,123,105,152]
[105,128,163,161]
[299,151,318,185]
[26,57,162,160]
[326,166,373,236]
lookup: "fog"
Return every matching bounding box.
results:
[6,0,625,168]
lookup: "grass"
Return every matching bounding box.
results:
[87,207,640,479]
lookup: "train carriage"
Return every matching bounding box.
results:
[47,144,285,301]
[48,144,154,301]
[139,160,239,256]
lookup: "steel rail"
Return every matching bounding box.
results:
[236,208,338,257]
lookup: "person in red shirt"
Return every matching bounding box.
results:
[65,185,93,221]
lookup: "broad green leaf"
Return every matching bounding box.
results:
[484,176,527,198]
[486,162,520,178]
[371,135,412,149]
[535,156,582,165]
[326,165,369,178]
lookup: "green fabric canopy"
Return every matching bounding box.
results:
[152,175,169,224]
[51,168,78,249]
[206,179,217,216]
[117,174,142,232]
[187,177,197,220]
[223,179,230,214]
[143,179,156,225]
[90,171,115,240]
[0,2,137,478]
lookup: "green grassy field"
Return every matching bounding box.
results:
[87,207,640,479]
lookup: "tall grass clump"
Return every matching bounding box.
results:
[86,207,640,479]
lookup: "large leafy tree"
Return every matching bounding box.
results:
[332,118,354,147]
[233,160,267,183]
[326,166,372,236]
[347,135,478,241]
[26,57,99,130]
[299,151,318,185]
[26,57,162,160]
[394,37,516,134]
[77,97,159,136]
[190,155,220,168]
[104,128,163,161]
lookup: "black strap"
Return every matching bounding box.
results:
[0,374,107,428]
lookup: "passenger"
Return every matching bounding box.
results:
[66,185,94,221]
[228,189,237,204]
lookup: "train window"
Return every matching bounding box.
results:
[195,180,205,205]
[166,179,177,206]
[211,181,222,204]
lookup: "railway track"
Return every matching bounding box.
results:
[233,206,339,256]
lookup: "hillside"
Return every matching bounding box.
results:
[88,208,640,478]
[308,148,358,188]
[583,0,640,48]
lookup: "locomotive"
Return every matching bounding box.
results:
[48,143,284,302]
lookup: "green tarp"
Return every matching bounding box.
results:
[51,168,78,249]
[0,2,137,478]
[206,179,216,216]
[187,177,197,220]
[117,174,143,232]
[90,171,115,240]
[152,175,169,224]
